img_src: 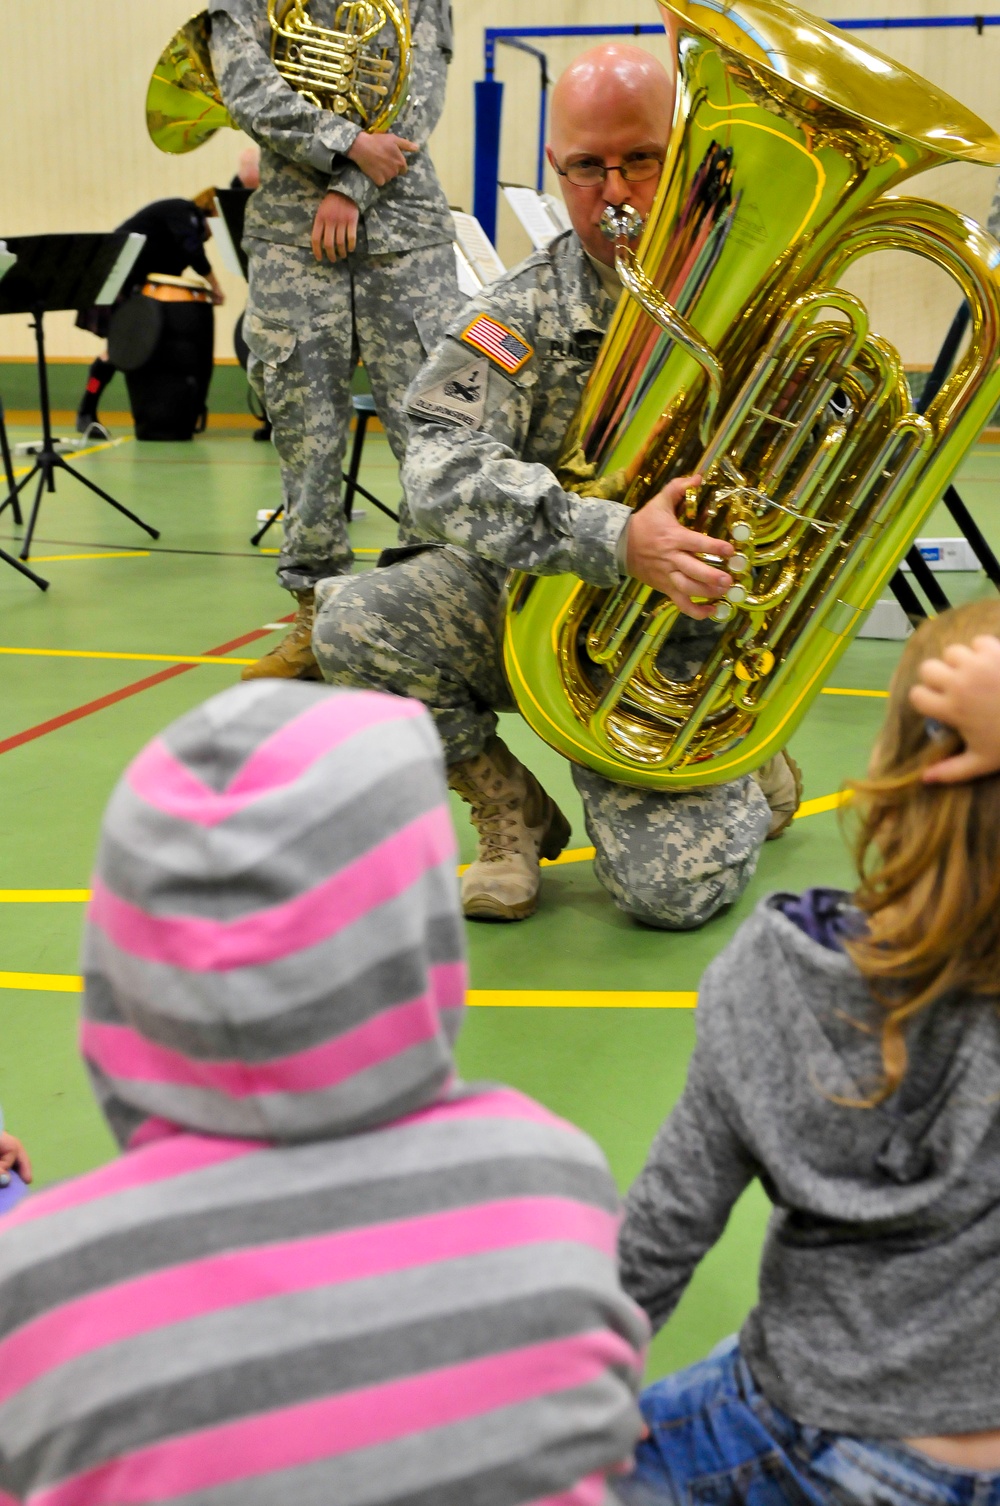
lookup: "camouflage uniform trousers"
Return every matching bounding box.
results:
[243,236,462,593]
[314,548,772,930]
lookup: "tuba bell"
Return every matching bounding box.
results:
[146,1,410,154]
[503,0,1000,788]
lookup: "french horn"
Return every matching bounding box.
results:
[146,1,410,154]
[503,0,1000,788]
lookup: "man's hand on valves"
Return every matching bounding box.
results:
[624,473,737,620]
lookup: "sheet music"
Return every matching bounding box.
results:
[211,196,246,280]
[93,232,146,306]
[0,243,16,284]
[501,187,563,251]
[543,193,572,233]
[453,243,482,298]
[451,211,506,287]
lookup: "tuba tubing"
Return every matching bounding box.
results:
[502,0,1000,789]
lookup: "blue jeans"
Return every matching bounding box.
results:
[616,1338,1000,1506]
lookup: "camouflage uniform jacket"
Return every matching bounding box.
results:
[208,0,454,254]
[400,229,633,588]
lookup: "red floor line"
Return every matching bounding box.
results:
[0,617,295,759]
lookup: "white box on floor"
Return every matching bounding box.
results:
[857,598,913,640]
[901,537,980,572]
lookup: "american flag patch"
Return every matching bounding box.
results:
[460,315,533,375]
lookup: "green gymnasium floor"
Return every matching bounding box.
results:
[1,419,997,1379]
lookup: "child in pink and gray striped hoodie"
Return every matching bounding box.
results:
[0,682,646,1506]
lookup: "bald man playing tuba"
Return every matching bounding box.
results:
[313,45,801,929]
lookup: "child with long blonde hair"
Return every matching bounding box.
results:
[618,599,1000,1506]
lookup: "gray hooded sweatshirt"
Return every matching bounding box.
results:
[0,682,646,1506]
[619,892,1000,1437]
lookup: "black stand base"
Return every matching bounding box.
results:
[889,569,928,623]
[249,401,399,547]
[0,395,20,523]
[0,393,47,589]
[0,307,160,562]
[887,299,1000,617]
[251,504,283,548]
[2,450,160,561]
[0,543,48,590]
[944,482,1000,589]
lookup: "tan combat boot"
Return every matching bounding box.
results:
[241,589,321,681]
[753,749,804,839]
[448,736,572,921]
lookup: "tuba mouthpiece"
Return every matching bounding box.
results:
[600,204,644,242]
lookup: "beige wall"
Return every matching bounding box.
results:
[2,0,999,364]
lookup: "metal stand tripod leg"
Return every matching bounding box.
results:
[14,306,160,561]
[904,298,1000,602]
[341,473,399,524]
[0,395,23,526]
[904,544,951,613]
[0,466,38,526]
[943,482,1000,590]
[0,539,48,590]
[890,570,926,622]
[342,406,399,523]
[251,505,284,547]
[343,410,369,523]
[17,453,160,560]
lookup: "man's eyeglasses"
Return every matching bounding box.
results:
[552,152,663,188]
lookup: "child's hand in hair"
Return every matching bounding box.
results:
[0,1131,32,1186]
[910,634,1000,783]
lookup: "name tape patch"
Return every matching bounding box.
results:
[460,314,533,375]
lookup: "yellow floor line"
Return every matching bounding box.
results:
[544,845,595,866]
[258,547,382,557]
[0,647,256,667]
[26,552,150,564]
[0,790,855,904]
[468,989,696,1008]
[0,890,90,903]
[822,686,889,699]
[454,789,850,878]
[457,845,598,876]
[796,789,851,818]
[0,970,693,1006]
[10,436,131,478]
[0,971,83,993]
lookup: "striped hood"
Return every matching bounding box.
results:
[81,682,466,1148]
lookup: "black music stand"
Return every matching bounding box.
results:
[888,302,1000,619]
[0,233,160,561]
[0,248,48,589]
[250,393,399,546]
[918,302,1000,591]
[212,189,251,280]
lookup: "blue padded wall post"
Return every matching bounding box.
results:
[473,78,505,245]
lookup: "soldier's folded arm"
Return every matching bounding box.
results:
[208,8,361,173]
[402,335,631,588]
[323,0,452,215]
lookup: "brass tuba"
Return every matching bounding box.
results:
[146,1,410,154]
[503,0,1000,788]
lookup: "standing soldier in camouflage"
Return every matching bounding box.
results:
[208,0,462,678]
[313,44,802,928]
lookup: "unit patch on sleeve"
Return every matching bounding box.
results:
[407,356,488,430]
[460,315,533,376]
